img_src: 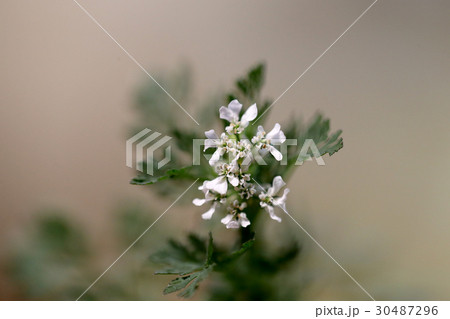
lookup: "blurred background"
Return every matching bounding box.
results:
[1,0,450,300]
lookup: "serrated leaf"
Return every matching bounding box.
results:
[163,274,197,295]
[151,234,210,276]
[154,263,203,275]
[285,114,343,167]
[177,267,212,298]
[152,233,255,298]
[235,64,265,100]
[151,239,204,271]
[157,236,213,298]
[227,63,266,103]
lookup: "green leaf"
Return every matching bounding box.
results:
[154,234,215,298]
[226,63,266,104]
[130,166,193,185]
[163,273,197,295]
[151,238,206,275]
[176,267,212,298]
[152,233,255,298]
[234,63,265,100]
[236,79,249,97]
[219,238,255,264]
[282,114,343,169]
[294,114,343,163]
[154,263,203,275]
[187,233,207,253]
[247,63,264,93]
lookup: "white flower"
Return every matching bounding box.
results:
[221,213,250,229]
[219,100,258,134]
[203,175,229,195]
[230,139,253,169]
[252,123,286,161]
[198,201,219,220]
[201,160,240,196]
[220,200,250,229]
[194,100,291,229]
[259,176,290,222]
[204,130,235,165]
[214,161,240,187]
[193,182,225,220]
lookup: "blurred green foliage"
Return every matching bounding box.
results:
[7,205,161,300]
[7,63,342,301]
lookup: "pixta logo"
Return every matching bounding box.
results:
[192,138,325,166]
[126,128,172,175]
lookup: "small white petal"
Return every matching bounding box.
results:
[240,103,258,126]
[265,205,282,222]
[268,176,286,196]
[209,148,224,165]
[204,139,218,150]
[230,159,240,171]
[193,198,206,206]
[270,135,286,145]
[268,145,283,161]
[221,214,234,225]
[277,130,286,144]
[219,106,238,123]
[273,188,290,206]
[257,125,265,134]
[202,202,217,220]
[228,175,240,187]
[204,176,228,195]
[239,213,251,227]
[226,220,240,229]
[205,129,219,140]
[205,191,216,201]
[266,123,286,144]
[266,123,280,139]
[227,99,243,115]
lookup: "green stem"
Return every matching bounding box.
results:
[239,225,253,245]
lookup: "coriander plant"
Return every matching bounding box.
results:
[131,63,343,300]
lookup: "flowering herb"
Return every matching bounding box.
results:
[131,63,343,299]
[194,99,290,229]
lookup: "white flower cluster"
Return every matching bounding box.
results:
[193,100,290,229]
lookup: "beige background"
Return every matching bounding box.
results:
[1,0,450,299]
